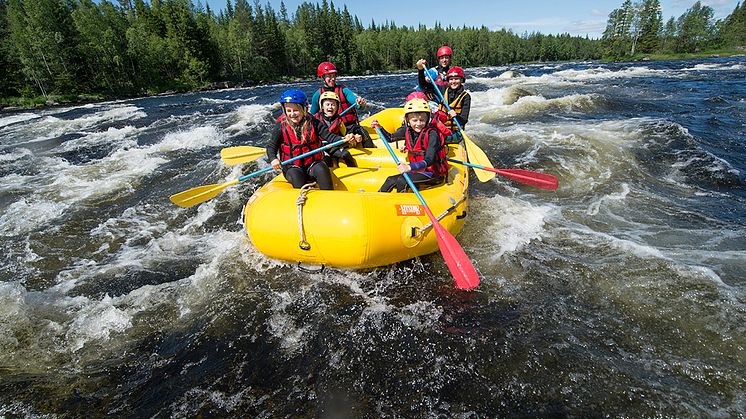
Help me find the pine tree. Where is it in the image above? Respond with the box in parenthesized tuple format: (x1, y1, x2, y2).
(637, 0, 662, 53)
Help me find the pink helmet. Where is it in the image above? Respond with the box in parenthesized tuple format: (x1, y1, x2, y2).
(317, 61, 337, 77)
(437, 46, 453, 58)
(406, 91, 428, 102)
(446, 66, 465, 80)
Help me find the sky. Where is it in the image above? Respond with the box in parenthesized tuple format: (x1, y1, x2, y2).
(202, 0, 740, 39)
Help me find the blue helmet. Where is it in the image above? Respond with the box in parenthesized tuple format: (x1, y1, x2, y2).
(279, 89, 307, 105)
(426, 68, 439, 81)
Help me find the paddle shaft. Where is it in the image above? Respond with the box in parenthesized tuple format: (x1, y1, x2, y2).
(238, 138, 348, 182)
(338, 102, 360, 117)
(426, 67, 465, 132)
(447, 158, 559, 190)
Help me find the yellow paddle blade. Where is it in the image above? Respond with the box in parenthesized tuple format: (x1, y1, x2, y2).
(169, 179, 239, 208)
(463, 133, 496, 182)
(220, 146, 266, 166)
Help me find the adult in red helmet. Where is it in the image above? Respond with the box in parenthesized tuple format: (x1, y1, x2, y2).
(310, 61, 373, 147)
(416, 59, 470, 143)
(433, 45, 453, 87)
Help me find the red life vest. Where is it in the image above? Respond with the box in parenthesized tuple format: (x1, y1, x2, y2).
(318, 84, 357, 125)
(431, 111, 453, 138)
(435, 65, 449, 87)
(405, 125, 448, 178)
(277, 115, 324, 167)
(314, 112, 347, 136)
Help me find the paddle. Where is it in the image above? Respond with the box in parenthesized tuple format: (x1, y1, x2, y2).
(220, 146, 266, 166)
(447, 158, 558, 190)
(375, 127, 479, 290)
(423, 67, 496, 183)
(170, 137, 350, 208)
(339, 102, 360, 117)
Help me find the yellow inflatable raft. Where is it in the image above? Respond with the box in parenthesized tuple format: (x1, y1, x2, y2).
(242, 108, 470, 268)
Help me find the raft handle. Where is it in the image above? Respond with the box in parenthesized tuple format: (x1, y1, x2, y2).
(456, 211, 467, 220)
(297, 262, 325, 274)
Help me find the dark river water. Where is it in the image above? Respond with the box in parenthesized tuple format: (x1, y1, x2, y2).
(1, 57, 745, 416)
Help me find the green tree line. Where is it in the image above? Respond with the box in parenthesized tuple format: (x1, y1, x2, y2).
(602, 0, 746, 58)
(0, 0, 601, 102)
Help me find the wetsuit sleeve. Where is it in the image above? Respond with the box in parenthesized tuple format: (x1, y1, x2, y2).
(455, 92, 470, 127)
(418, 68, 437, 97)
(342, 87, 359, 105)
(266, 123, 284, 161)
(309, 90, 321, 115)
(409, 130, 442, 172)
(312, 117, 344, 144)
(418, 68, 447, 100)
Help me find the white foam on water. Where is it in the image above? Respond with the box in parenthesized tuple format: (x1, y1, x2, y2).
(0, 198, 68, 236)
(0, 112, 41, 128)
(0, 124, 224, 231)
(7, 105, 147, 143)
(64, 294, 132, 352)
(56, 125, 141, 153)
(475, 194, 555, 259)
(200, 95, 258, 105)
(226, 104, 274, 133)
(587, 183, 631, 216)
(467, 118, 655, 193)
(477, 92, 600, 121)
(0, 147, 32, 162)
(266, 290, 309, 352)
(684, 63, 746, 71)
(471, 65, 671, 89)
(157, 125, 224, 153)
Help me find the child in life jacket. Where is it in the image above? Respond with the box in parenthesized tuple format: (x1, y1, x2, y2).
(310, 61, 375, 148)
(369, 98, 449, 193)
(266, 89, 354, 190)
(315, 91, 359, 167)
(417, 59, 470, 144)
(399, 91, 454, 142)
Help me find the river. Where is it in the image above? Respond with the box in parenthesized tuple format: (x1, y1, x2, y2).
(1, 57, 744, 416)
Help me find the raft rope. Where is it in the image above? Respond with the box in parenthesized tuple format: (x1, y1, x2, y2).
(416, 195, 467, 237)
(296, 182, 317, 250)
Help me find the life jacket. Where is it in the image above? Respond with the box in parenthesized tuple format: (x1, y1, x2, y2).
(431, 110, 453, 138)
(277, 115, 324, 167)
(438, 87, 468, 132)
(318, 84, 357, 125)
(435, 65, 449, 87)
(405, 125, 448, 178)
(314, 112, 347, 136)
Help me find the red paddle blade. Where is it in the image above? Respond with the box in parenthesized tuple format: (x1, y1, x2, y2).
(495, 168, 559, 190)
(431, 221, 480, 290)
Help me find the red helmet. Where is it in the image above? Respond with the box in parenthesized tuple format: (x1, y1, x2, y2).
(446, 66, 465, 80)
(406, 91, 428, 102)
(317, 61, 337, 77)
(437, 46, 452, 58)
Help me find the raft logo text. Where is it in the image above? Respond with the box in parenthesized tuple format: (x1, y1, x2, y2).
(396, 204, 424, 216)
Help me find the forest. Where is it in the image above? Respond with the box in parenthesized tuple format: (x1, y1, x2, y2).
(0, 0, 744, 105)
